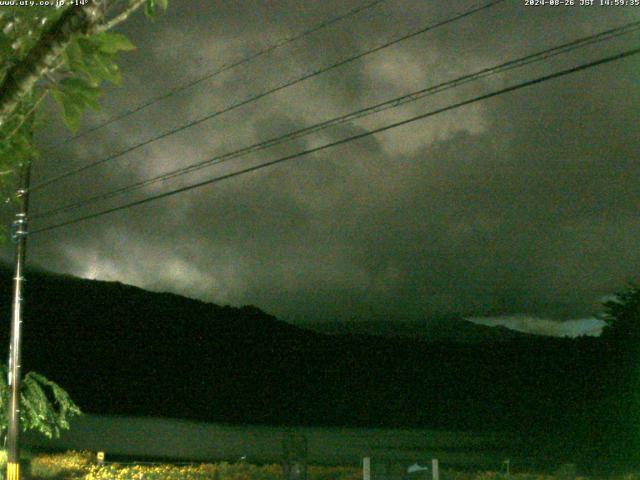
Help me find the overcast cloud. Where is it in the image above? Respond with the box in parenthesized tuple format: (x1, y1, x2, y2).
(5, 0, 640, 328)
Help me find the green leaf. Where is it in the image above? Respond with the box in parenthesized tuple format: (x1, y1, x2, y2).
(145, 0, 157, 18)
(0, 365, 80, 439)
(95, 56, 122, 85)
(59, 78, 102, 110)
(77, 36, 100, 56)
(63, 39, 84, 70)
(59, 77, 99, 95)
(52, 89, 83, 132)
(51, 78, 103, 132)
(80, 51, 122, 86)
(89, 32, 136, 54)
(156, 0, 168, 10)
(0, 32, 14, 60)
(73, 35, 130, 86)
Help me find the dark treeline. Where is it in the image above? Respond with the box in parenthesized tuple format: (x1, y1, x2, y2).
(0, 265, 637, 472)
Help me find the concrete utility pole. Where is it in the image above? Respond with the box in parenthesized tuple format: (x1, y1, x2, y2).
(362, 457, 371, 480)
(6, 161, 31, 480)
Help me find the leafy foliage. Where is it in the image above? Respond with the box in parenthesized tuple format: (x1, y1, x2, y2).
(0, 92, 37, 180)
(0, 8, 64, 171)
(0, 0, 166, 194)
(600, 283, 640, 343)
(0, 7, 65, 81)
(52, 31, 135, 131)
(0, 365, 81, 439)
(144, 0, 169, 19)
(30, 450, 92, 479)
(28, 454, 361, 480)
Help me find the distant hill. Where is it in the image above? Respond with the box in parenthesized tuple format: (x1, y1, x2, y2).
(0, 265, 628, 468)
(306, 317, 535, 344)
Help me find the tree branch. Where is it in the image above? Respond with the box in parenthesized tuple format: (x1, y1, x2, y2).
(96, 0, 146, 33)
(0, 2, 102, 127)
(6, 90, 48, 142)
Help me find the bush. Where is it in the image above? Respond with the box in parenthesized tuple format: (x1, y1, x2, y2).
(0, 450, 6, 480)
(308, 465, 360, 480)
(35, 451, 638, 480)
(69, 463, 358, 480)
(75, 463, 215, 480)
(30, 450, 93, 479)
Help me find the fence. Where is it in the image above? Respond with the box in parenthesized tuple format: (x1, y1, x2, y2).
(364, 457, 440, 480)
(362, 456, 520, 480)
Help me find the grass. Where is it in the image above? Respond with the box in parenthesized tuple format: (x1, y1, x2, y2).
(26, 451, 361, 480)
(29, 451, 94, 479)
(17, 450, 640, 480)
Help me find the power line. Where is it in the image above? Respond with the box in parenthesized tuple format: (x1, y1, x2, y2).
(31, 0, 506, 192)
(30, 45, 640, 235)
(30, 19, 640, 220)
(46, 0, 390, 148)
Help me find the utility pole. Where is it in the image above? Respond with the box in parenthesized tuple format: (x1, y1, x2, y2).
(6, 161, 31, 480)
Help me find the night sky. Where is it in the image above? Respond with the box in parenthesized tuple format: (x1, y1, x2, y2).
(5, 0, 640, 334)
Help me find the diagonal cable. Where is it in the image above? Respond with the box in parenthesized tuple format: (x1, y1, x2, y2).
(30, 46, 640, 235)
(46, 0, 390, 148)
(30, 19, 640, 220)
(31, 0, 506, 192)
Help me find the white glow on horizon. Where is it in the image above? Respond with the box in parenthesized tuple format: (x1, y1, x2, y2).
(466, 315, 607, 338)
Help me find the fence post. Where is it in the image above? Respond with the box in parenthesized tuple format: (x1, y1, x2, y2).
(363, 457, 371, 480)
(282, 431, 307, 480)
(432, 459, 439, 480)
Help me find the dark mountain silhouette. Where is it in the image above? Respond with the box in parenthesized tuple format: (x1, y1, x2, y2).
(307, 317, 536, 343)
(0, 265, 635, 471)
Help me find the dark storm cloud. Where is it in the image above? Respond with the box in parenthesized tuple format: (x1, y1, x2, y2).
(11, 0, 640, 328)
